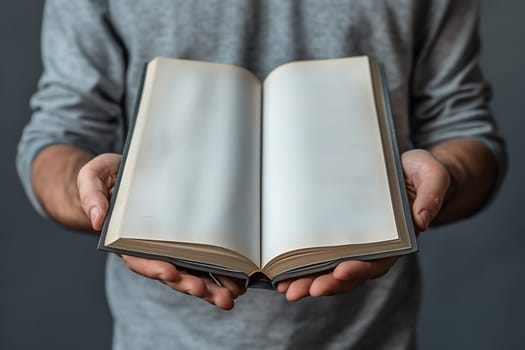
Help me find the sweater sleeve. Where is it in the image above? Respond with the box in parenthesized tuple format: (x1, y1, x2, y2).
(16, 0, 126, 216)
(410, 0, 507, 183)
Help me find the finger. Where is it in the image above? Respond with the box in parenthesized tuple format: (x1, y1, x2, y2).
(77, 154, 121, 230)
(122, 255, 207, 297)
(77, 168, 110, 230)
(309, 274, 358, 297)
(412, 167, 450, 231)
(164, 274, 208, 298)
(215, 275, 246, 298)
(332, 258, 396, 281)
(276, 279, 292, 293)
(77, 174, 109, 230)
(202, 278, 235, 310)
(285, 276, 316, 302)
(122, 255, 180, 282)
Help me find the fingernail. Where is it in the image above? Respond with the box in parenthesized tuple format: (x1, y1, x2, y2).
(90, 207, 100, 225)
(419, 209, 430, 230)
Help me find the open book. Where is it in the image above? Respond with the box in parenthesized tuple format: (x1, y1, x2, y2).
(98, 56, 417, 288)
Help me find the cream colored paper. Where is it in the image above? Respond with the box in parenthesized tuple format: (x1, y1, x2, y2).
(261, 57, 398, 266)
(107, 59, 262, 265)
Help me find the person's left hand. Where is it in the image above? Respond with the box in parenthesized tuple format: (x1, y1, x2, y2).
(277, 148, 451, 301)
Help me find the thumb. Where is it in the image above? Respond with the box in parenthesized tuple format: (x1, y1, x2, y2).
(77, 154, 121, 230)
(78, 172, 110, 231)
(412, 169, 450, 232)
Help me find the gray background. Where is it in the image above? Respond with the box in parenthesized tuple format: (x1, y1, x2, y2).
(1, 1, 523, 349)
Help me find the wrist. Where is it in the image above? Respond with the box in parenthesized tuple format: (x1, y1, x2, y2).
(32, 144, 94, 230)
(434, 156, 460, 206)
(428, 139, 497, 225)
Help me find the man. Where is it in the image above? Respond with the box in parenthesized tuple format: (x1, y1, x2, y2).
(17, 0, 505, 349)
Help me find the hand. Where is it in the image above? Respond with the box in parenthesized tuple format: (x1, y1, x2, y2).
(77, 153, 246, 310)
(401, 148, 451, 232)
(277, 257, 398, 301)
(277, 148, 451, 301)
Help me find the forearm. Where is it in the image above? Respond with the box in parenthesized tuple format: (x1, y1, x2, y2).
(32, 144, 94, 231)
(430, 139, 498, 225)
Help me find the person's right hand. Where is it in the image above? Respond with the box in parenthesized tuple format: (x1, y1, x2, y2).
(77, 153, 246, 310)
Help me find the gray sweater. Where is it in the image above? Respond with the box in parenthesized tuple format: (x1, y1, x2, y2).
(17, 1, 505, 349)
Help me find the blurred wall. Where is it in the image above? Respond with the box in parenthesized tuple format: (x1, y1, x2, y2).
(0, 2, 112, 349)
(0, 1, 523, 349)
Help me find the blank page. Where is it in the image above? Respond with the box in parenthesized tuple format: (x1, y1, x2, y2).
(107, 58, 262, 265)
(261, 57, 398, 266)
